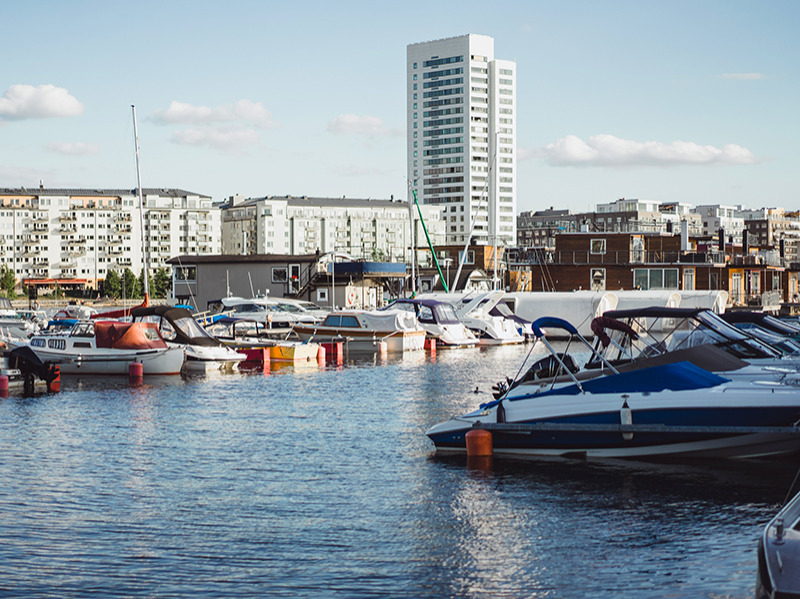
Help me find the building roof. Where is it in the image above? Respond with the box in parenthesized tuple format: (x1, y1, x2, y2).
(230, 195, 408, 209)
(167, 254, 320, 265)
(0, 187, 210, 199)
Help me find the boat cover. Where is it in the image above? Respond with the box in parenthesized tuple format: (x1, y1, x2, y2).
(515, 361, 728, 400)
(95, 321, 168, 350)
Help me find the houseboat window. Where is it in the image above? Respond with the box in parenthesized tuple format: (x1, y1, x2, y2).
(272, 267, 288, 283)
(323, 315, 341, 327)
(48, 339, 66, 350)
(590, 239, 606, 255)
(31, 338, 46, 347)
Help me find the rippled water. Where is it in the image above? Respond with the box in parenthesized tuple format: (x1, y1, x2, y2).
(1, 345, 797, 598)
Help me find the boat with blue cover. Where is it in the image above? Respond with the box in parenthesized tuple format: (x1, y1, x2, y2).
(426, 316, 800, 459)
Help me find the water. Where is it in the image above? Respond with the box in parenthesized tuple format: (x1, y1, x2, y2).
(1, 345, 797, 598)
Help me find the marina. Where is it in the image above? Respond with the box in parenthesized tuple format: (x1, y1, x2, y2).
(1, 344, 798, 598)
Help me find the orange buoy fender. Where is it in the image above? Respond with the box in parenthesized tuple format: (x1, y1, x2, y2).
(0, 374, 8, 393)
(465, 428, 493, 457)
(129, 361, 144, 379)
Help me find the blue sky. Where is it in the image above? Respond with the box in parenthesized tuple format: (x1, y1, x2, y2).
(1, 0, 798, 213)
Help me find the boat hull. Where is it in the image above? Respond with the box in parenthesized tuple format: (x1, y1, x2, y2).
(428, 388, 800, 459)
(293, 326, 425, 353)
(29, 346, 185, 375)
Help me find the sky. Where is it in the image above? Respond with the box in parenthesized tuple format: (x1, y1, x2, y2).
(1, 0, 799, 214)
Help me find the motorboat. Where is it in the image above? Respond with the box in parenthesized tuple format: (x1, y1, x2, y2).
(276, 298, 328, 322)
(292, 309, 426, 353)
(596, 307, 798, 377)
(720, 311, 800, 342)
(23, 320, 184, 375)
(382, 299, 478, 348)
(419, 291, 524, 345)
(205, 316, 321, 363)
(757, 488, 800, 598)
(426, 316, 800, 459)
(131, 305, 246, 373)
(203, 296, 318, 329)
(0, 297, 41, 340)
(0, 345, 61, 394)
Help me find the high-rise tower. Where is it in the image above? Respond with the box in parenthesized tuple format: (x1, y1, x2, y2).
(407, 34, 516, 247)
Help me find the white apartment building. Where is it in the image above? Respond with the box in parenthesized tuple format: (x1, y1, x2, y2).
(407, 34, 517, 247)
(221, 195, 446, 263)
(0, 187, 220, 290)
(692, 204, 745, 243)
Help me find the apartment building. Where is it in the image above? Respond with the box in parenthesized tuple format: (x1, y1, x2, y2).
(0, 187, 220, 290)
(407, 34, 517, 247)
(220, 195, 445, 263)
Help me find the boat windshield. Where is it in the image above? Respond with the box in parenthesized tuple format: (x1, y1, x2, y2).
(434, 303, 461, 324)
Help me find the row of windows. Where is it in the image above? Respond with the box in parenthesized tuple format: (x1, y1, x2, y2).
(424, 146, 463, 156)
(423, 97, 463, 109)
(499, 78, 513, 85)
(423, 55, 463, 68)
(423, 77, 463, 89)
(424, 156, 464, 166)
(424, 166, 463, 176)
(424, 176, 464, 186)
(424, 67, 462, 79)
(423, 87, 462, 99)
(424, 106, 463, 118)
(423, 127, 462, 137)
(423, 116, 463, 128)
(424, 136, 463, 147)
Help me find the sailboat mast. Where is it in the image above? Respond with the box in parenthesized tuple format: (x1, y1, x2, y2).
(131, 105, 150, 298)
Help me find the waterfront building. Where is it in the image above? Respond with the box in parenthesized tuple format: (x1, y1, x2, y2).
(0, 186, 220, 292)
(516, 199, 702, 249)
(519, 231, 784, 310)
(169, 253, 407, 312)
(220, 194, 445, 264)
(407, 34, 517, 247)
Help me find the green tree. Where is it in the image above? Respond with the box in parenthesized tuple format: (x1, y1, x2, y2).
(152, 267, 171, 299)
(0, 264, 16, 298)
(104, 270, 121, 298)
(122, 268, 140, 299)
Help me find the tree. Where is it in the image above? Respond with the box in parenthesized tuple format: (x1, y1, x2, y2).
(152, 267, 171, 299)
(0, 265, 16, 298)
(104, 270, 121, 298)
(138, 269, 149, 297)
(122, 268, 140, 299)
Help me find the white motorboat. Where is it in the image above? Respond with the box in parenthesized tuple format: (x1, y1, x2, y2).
(131, 305, 246, 373)
(293, 309, 426, 353)
(427, 316, 800, 460)
(205, 296, 318, 329)
(0, 297, 41, 340)
(24, 320, 184, 375)
(382, 298, 477, 348)
(418, 291, 524, 345)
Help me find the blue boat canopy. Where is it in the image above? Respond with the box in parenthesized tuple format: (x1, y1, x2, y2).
(531, 317, 578, 338)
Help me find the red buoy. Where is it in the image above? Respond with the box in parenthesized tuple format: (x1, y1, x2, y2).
(0, 374, 8, 396)
(48, 366, 61, 393)
(465, 428, 493, 457)
(129, 361, 144, 380)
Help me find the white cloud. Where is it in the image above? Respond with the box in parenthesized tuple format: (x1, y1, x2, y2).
(327, 114, 401, 137)
(540, 134, 757, 167)
(151, 100, 276, 129)
(45, 141, 100, 156)
(0, 84, 83, 120)
(720, 73, 766, 80)
(172, 126, 259, 153)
